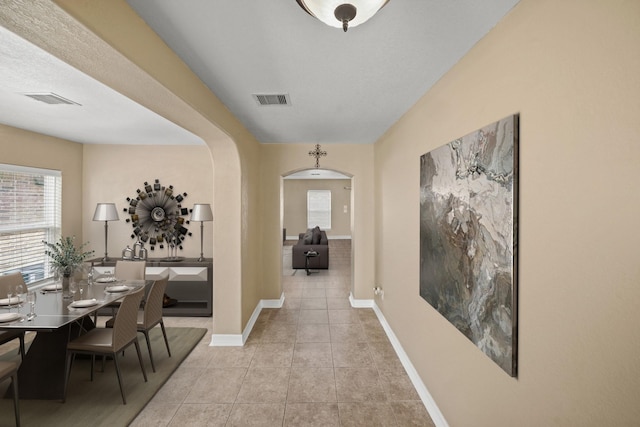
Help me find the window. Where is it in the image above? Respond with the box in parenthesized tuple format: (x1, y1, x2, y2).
(307, 190, 331, 229)
(0, 164, 61, 285)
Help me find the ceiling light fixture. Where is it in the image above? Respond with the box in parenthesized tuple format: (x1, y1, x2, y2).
(296, 0, 389, 32)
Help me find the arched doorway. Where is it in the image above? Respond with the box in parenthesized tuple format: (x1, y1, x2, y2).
(280, 168, 354, 293)
(2, 2, 247, 341)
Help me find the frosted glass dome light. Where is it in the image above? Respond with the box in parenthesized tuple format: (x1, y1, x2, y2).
(296, 0, 389, 32)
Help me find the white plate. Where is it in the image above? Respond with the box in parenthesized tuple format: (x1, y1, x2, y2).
(70, 299, 99, 308)
(96, 277, 118, 283)
(0, 312, 22, 323)
(0, 297, 23, 306)
(42, 283, 62, 291)
(105, 285, 130, 293)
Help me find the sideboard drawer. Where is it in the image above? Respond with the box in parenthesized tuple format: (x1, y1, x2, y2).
(145, 267, 169, 280)
(169, 267, 208, 282)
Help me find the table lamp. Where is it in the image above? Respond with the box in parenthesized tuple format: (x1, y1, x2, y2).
(191, 204, 213, 261)
(93, 203, 119, 262)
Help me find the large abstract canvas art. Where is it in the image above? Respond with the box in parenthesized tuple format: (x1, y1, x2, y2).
(419, 114, 519, 376)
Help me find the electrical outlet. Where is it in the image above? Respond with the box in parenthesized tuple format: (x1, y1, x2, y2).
(373, 286, 384, 299)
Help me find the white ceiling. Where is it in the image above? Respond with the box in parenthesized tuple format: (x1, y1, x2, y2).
(0, 25, 203, 146)
(0, 0, 520, 146)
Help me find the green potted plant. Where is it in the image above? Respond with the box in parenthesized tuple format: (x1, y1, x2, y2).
(43, 236, 94, 298)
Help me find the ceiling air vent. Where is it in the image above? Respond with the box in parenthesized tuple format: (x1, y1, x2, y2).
(22, 92, 81, 106)
(252, 93, 290, 106)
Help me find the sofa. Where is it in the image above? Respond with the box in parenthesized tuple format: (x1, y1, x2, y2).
(292, 226, 329, 270)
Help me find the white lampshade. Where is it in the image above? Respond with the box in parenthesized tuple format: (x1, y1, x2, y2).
(191, 204, 213, 222)
(296, 0, 389, 31)
(93, 203, 119, 221)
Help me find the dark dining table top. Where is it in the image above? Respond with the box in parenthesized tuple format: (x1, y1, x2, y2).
(0, 279, 149, 331)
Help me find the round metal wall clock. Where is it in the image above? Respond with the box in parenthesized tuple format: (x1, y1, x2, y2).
(124, 178, 191, 254)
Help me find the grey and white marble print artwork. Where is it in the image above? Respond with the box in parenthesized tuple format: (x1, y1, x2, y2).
(419, 114, 518, 376)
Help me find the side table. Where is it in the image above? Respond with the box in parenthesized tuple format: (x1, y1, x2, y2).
(304, 250, 319, 276)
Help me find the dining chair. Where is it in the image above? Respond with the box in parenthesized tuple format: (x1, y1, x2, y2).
(114, 260, 147, 281)
(98, 260, 147, 323)
(0, 361, 21, 426)
(63, 286, 147, 405)
(106, 277, 171, 372)
(0, 273, 26, 359)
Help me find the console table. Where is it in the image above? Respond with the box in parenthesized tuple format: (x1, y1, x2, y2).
(88, 258, 213, 317)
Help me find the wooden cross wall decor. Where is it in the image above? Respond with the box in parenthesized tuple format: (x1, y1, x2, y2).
(309, 144, 327, 168)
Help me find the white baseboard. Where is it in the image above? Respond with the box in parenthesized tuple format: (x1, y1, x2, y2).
(348, 292, 447, 426)
(208, 333, 244, 347)
(261, 293, 286, 308)
(211, 292, 448, 426)
(349, 292, 374, 308)
(209, 293, 285, 347)
(371, 303, 449, 427)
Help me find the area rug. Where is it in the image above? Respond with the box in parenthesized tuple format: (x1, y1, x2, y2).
(0, 327, 206, 427)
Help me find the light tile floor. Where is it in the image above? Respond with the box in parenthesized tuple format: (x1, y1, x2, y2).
(130, 240, 435, 426)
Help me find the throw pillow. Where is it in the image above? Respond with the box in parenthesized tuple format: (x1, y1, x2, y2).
(303, 229, 313, 244)
(312, 227, 321, 244)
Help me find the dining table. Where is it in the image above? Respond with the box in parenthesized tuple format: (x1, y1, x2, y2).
(0, 279, 152, 400)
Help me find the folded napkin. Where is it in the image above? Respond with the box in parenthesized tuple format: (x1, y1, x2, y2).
(42, 283, 63, 291)
(105, 285, 131, 293)
(0, 312, 22, 323)
(0, 296, 22, 305)
(69, 298, 99, 308)
(95, 277, 118, 283)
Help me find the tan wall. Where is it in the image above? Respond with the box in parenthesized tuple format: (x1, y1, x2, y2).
(0, 124, 83, 239)
(0, 129, 213, 267)
(81, 145, 213, 260)
(46, 0, 262, 335)
(284, 179, 352, 238)
(260, 144, 374, 300)
(374, 0, 640, 425)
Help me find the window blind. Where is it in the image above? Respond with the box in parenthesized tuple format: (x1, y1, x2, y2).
(307, 189, 331, 230)
(0, 164, 62, 285)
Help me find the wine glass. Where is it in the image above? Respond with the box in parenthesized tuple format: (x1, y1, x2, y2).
(14, 283, 25, 307)
(69, 280, 78, 301)
(87, 267, 95, 286)
(6, 289, 13, 312)
(78, 283, 84, 300)
(26, 291, 37, 319)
